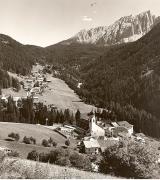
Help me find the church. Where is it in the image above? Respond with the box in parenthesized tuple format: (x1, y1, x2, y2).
(88, 112, 105, 138)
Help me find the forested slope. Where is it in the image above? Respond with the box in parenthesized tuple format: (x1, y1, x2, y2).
(46, 22, 160, 138)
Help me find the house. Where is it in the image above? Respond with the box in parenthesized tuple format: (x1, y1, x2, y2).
(134, 133, 145, 143)
(46, 79, 51, 83)
(33, 96, 39, 103)
(13, 97, 21, 107)
(37, 77, 44, 82)
(80, 138, 101, 155)
(0, 146, 12, 155)
(60, 126, 74, 134)
(30, 87, 41, 94)
(26, 79, 33, 83)
(1, 95, 8, 103)
(117, 121, 133, 136)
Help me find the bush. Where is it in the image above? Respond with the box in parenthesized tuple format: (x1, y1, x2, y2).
(39, 152, 50, 163)
(56, 157, 71, 166)
(49, 148, 65, 164)
(27, 150, 39, 161)
(23, 136, 31, 144)
(48, 137, 53, 145)
(23, 136, 36, 144)
(52, 141, 57, 147)
(15, 134, 20, 141)
(8, 151, 19, 157)
(42, 139, 49, 147)
(65, 139, 70, 146)
(30, 137, 36, 144)
(8, 132, 20, 141)
(99, 140, 159, 178)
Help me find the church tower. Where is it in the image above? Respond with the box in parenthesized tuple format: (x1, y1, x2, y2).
(88, 111, 105, 138)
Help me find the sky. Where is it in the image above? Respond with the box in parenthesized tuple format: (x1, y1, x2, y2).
(0, 0, 160, 47)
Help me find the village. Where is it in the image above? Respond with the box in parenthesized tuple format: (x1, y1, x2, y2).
(0, 64, 147, 158)
(0, 63, 160, 177)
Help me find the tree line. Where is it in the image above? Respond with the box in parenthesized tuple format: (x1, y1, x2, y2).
(0, 97, 76, 125)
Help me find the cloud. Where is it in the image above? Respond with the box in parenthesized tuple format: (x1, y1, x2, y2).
(82, 16, 93, 22)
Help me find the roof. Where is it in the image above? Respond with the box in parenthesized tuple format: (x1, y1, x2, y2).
(81, 113, 88, 120)
(117, 121, 133, 129)
(13, 97, 21, 101)
(104, 123, 112, 128)
(83, 139, 100, 148)
(111, 122, 119, 127)
(98, 139, 118, 150)
(118, 132, 129, 137)
(135, 133, 146, 137)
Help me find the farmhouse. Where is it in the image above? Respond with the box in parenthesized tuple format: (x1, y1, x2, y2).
(33, 96, 39, 103)
(80, 138, 101, 155)
(0, 146, 12, 155)
(37, 77, 44, 82)
(117, 121, 133, 136)
(26, 79, 33, 83)
(30, 87, 41, 94)
(13, 96, 21, 107)
(1, 95, 8, 103)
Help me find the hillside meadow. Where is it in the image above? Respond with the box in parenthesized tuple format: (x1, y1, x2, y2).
(0, 122, 78, 158)
(0, 157, 119, 179)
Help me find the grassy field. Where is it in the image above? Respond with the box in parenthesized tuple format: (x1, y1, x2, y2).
(0, 122, 66, 145)
(0, 157, 119, 179)
(0, 140, 54, 159)
(0, 122, 71, 158)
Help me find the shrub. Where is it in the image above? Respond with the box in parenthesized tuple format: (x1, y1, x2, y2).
(8, 132, 20, 141)
(65, 139, 70, 146)
(49, 148, 65, 164)
(27, 150, 39, 161)
(8, 150, 19, 157)
(69, 152, 92, 171)
(30, 137, 36, 144)
(48, 137, 53, 145)
(99, 140, 159, 178)
(39, 152, 50, 163)
(14, 134, 20, 141)
(23, 136, 36, 144)
(52, 141, 57, 147)
(42, 139, 49, 147)
(23, 136, 31, 144)
(56, 157, 71, 166)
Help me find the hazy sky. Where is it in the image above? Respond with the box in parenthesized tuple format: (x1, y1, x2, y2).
(0, 0, 160, 47)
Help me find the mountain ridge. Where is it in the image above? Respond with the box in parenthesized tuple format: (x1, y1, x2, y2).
(60, 10, 159, 46)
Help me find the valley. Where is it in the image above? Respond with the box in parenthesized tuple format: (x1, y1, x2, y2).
(0, 6, 160, 179)
(2, 64, 96, 114)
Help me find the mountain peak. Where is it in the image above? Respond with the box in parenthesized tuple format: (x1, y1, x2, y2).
(62, 10, 158, 46)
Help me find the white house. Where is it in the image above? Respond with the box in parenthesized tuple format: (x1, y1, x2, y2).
(1, 95, 8, 103)
(117, 121, 133, 136)
(13, 97, 21, 107)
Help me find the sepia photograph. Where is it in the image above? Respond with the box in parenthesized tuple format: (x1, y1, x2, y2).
(0, 0, 160, 179)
